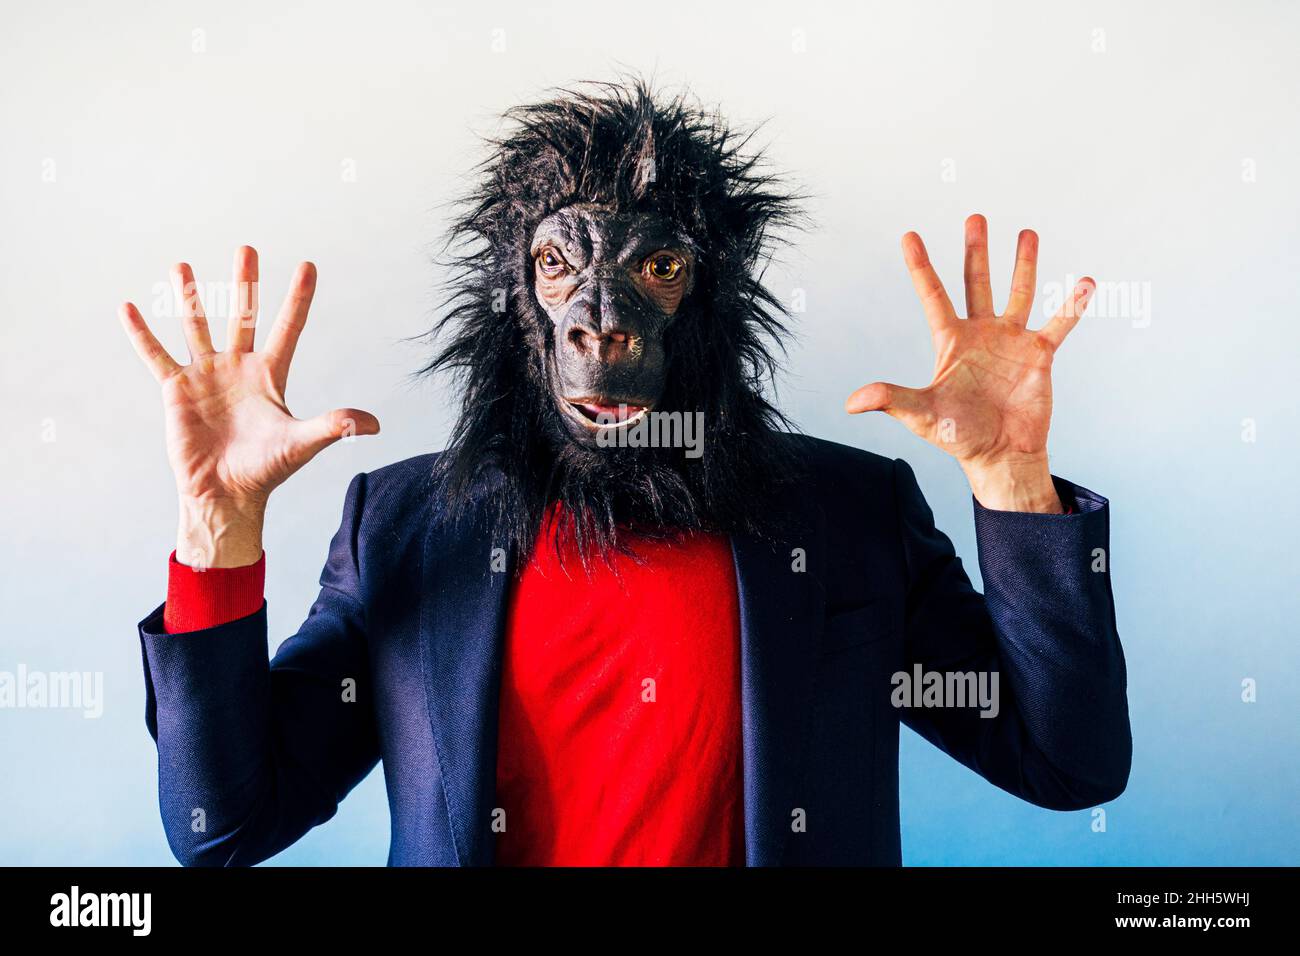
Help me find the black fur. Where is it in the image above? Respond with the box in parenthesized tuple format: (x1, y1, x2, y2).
(423, 77, 805, 566)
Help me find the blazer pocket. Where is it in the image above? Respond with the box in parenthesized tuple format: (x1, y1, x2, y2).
(822, 602, 900, 653)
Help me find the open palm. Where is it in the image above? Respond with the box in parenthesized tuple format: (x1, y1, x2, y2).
(847, 215, 1094, 470)
(119, 247, 378, 508)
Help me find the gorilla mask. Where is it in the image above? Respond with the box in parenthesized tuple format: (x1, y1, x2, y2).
(425, 78, 803, 564)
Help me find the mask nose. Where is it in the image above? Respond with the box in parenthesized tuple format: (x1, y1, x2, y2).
(567, 325, 639, 363)
(563, 278, 645, 367)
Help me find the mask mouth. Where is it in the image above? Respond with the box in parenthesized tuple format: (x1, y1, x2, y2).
(561, 397, 652, 430)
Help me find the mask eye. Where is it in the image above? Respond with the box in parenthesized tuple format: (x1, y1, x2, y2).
(645, 253, 683, 282)
(536, 248, 569, 278)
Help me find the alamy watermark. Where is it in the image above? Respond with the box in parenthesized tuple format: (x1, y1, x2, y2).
(1041, 274, 1152, 329)
(0, 664, 103, 718)
(50, 886, 150, 936)
(891, 665, 1000, 719)
(594, 409, 705, 459)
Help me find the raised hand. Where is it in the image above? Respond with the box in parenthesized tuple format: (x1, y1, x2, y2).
(119, 247, 379, 567)
(846, 215, 1094, 513)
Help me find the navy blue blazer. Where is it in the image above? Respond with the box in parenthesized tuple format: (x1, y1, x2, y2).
(138, 436, 1131, 866)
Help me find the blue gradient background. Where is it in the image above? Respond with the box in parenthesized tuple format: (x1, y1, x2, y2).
(1, 0, 1297, 865)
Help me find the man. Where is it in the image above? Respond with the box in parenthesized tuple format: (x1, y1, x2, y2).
(121, 82, 1129, 866)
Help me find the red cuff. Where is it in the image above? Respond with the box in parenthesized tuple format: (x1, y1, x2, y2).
(163, 551, 266, 634)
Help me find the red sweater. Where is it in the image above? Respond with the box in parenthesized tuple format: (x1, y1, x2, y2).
(162, 513, 746, 867)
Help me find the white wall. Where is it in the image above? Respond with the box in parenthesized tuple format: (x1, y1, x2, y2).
(1, 0, 1296, 864)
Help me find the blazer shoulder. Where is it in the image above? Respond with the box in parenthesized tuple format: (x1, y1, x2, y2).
(346, 451, 443, 538)
(363, 451, 441, 496)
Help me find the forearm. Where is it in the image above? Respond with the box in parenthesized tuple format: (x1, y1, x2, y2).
(169, 497, 267, 634)
(894, 458, 1130, 808)
(140, 472, 380, 865)
(175, 494, 266, 569)
(141, 605, 280, 865)
(142, 596, 375, 866)
(961, 454, 1064, 514)
(972, 479, 1131, 797)
(163, 550, 264, 633)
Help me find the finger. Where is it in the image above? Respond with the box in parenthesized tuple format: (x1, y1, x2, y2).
(170, 263, 214, 358)
(1004, 229, 1038, 323)
(1040, 277, 1096, 350)
(845, 381, 930, 428)
(962, 214, 994, 317)
(264, 262, 318, 389)
(118, 301, 181, 382)
(291, 407, 381, 463)
(227, 245, 259, 352)
(901, 232, 956, 332)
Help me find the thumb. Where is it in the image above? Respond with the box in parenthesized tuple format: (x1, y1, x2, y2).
(293, 407, 381, 460)
(845, 382, 933, 435)
(845, 381, 925, 416)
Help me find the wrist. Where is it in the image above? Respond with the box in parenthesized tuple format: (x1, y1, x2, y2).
(960, 455, 1063, 514)
(176, 494, 266, 568)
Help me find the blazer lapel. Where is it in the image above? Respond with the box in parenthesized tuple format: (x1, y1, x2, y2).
(731, 496, 827, 867)
(418, 500, 513, 866)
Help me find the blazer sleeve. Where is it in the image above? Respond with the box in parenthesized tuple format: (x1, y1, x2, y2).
(892, 457, 1131, 810)
(138, 472, 380, 866)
